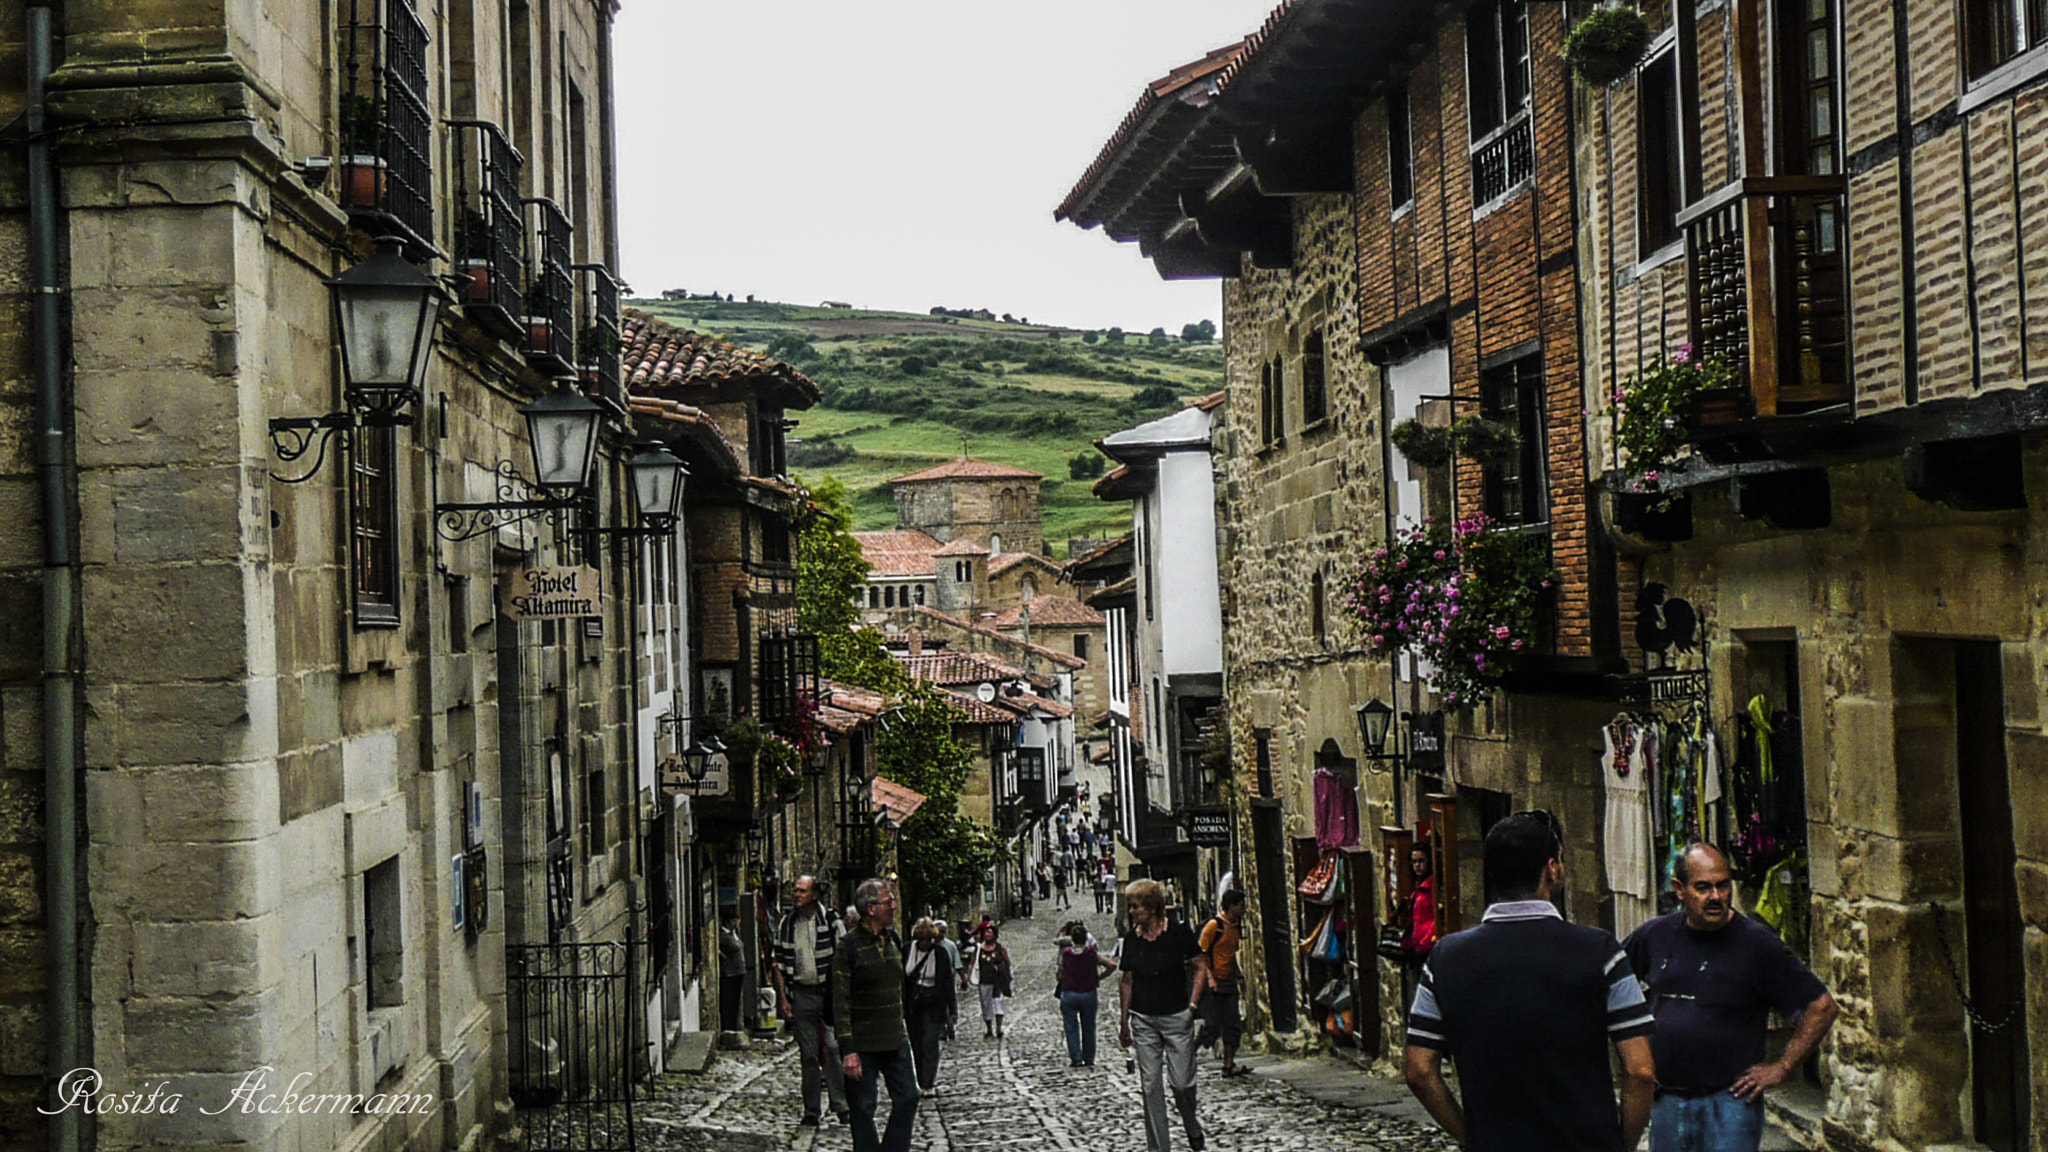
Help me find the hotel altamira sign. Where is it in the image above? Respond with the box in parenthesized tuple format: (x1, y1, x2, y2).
(499, 566, 603, 620)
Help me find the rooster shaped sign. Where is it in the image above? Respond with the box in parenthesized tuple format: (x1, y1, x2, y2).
(1634, 582, 1699, 661)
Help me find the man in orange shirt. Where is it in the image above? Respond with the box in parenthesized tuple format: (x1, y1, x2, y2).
(1195, 890, 1248, 1077)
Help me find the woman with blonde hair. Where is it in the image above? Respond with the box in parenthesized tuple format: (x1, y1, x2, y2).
(902, 917, 954, 1094)
(1117, 879, 1209, 1152)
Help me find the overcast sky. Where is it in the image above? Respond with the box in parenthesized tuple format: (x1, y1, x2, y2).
(612, 2, 1280, 332)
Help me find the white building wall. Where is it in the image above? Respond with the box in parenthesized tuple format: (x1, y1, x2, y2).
(1154, 450, 1223, 678)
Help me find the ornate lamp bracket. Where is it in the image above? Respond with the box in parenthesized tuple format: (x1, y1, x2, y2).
(433, 460, 578, 542)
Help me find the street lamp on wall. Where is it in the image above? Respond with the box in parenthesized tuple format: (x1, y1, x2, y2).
(1356, 698, 1395, 761)
(433, 382, 603, 541)
(269, 238, 440, 483)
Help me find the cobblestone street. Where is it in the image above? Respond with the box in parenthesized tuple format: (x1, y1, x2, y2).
(629, 914, 1457, 1152)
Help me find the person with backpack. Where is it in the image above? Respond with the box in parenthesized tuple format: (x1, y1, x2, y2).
(1196, 891, 1249, 1076)
(1055, 919, 1118, 1067)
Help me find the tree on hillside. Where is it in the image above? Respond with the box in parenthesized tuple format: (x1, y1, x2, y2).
(878, 687, 1004, 915)
(794, 477, 908, 692)
(1147, 327, 1170, 346)
(1105, 327, 1126, 344)
(1132, 383, 1179, 409)
(1180, 319, 1217, 344)
(1081, 330, 1099, 344)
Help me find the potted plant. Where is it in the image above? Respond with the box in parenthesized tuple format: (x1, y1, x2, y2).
(1564, 5, 1652, 87)
(1347, 514, 1556, 707)
(457, 209, 494, 302)
(337, 92, 386, 208)
(1450, 416, 1520, 464)
(576, 323, 622, 391)
(523, 280, 559, 358)
(1604, 342, 1739, 494)
(1390, 418, 1455, 467)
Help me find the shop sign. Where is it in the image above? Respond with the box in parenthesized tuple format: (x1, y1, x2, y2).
(1185, 807, 1231, 847)
(500, 565, 602, 620)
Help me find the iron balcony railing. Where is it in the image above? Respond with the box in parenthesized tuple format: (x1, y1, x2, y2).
(522, 198, 575, 374)
(339, 0, 433, 248)
(451, 120, 526, 342)
(576, 262, 625, 411)
(1470, 110, 1534, 210)
(1680, 175, 1851, 421)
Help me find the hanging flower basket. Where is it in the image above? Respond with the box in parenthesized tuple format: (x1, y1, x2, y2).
(1450, 416, 1519, 465)
(1564, 6, 1652, 87)
(1391, 419, 1454, 467)
(1346, 515, 1557, 708)
(1604, 342, 1740, 487)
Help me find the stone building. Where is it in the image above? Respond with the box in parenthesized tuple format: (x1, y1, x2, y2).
(890, 457, 1045, 556)
(0, 3, 673, 1152)
(1575, 0, 2047, 1145)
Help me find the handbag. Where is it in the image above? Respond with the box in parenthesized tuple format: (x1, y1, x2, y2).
(1308, 855, 1348, 907)
(1299, 909, 1334, 956)
(1311, 916, 1343, 962)
(1375, 923, 1412, 962)
(1295, 851, 1338, 899)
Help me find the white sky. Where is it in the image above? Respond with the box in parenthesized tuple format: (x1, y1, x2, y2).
(612, 2, 1281, 333)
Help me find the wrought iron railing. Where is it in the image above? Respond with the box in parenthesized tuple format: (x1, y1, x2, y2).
(451, 120, 526, 342)
(1470, 110, 1534, 208)
(523, 198, 576, 374)
(576, 263, 624, 410)
(339, 0, 432, 247)
(1681, 176, 1851, 420)
(507, 942, 639, 1152)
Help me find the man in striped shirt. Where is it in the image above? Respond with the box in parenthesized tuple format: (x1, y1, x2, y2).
(1404, 811, 1658, 1152)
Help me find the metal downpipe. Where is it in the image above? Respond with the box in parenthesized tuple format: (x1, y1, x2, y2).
(27, 6, 82, 1152)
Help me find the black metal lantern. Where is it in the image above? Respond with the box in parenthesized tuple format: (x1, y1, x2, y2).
(625, 442, 686, 530)
(522, 384, 602, 492)
(331, 238, 439, 413)
(1356, 697, 1395, 759)
(679, 739, 713, 783)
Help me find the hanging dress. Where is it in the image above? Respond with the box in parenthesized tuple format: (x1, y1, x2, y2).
(1602, 716, 1657, 939)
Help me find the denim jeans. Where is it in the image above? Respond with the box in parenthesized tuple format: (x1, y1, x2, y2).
(1129, 1008, 1202, 1152)
(845, 1041, 921, 1152)
(1650, 1090, 1765, 1152)
(1059, 990, 1098, 1064)
(786, 985, 846, 1117)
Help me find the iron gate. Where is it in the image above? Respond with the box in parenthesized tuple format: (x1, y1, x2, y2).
(508, 941, 638, 1152)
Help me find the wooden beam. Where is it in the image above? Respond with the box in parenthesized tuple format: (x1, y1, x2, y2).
(1734, 0, 1778, 417)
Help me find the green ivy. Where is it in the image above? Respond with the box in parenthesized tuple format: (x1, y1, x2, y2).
(877, 687, 1004, 913)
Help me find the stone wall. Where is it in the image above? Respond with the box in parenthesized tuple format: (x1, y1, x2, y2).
(894, 476, 1043, 556)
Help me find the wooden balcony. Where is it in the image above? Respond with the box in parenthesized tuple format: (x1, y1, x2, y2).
(1680, 175, 1851, 423)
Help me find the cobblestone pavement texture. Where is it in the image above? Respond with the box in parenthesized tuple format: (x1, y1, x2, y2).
(623, 912, 1460, 1152)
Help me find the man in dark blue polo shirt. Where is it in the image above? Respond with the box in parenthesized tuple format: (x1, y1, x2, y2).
(1624, 843, 1838, 1152)
(1405, 811, 1657, 1152)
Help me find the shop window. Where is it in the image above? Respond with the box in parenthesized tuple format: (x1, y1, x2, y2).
(1388, 86, 1414, 210)
(1480, 352, 1548, 526)
(1968, 0, 2048, 78)
(1301, 330, 1328, 426)
(1638, 50, 1684, 255)
(351, 424, 400, 628)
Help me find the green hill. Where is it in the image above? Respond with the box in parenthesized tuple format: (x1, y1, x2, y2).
(629, 298, 1224, 556)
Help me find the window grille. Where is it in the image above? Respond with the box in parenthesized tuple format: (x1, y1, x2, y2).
(575, 263, 624, 411)
(522, 198, 575, 374)
(339, 0, 433, 247)
(351, 423, 400, 627)
(451, 121, 526, 342)
(1471, 112, 1535, 208)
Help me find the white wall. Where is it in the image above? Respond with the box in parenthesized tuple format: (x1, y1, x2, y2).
(1154, 450, 1222, 677)
(1386, 345, 1450, 532)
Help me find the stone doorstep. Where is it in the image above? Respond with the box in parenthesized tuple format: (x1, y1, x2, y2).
(1763, 1082, 1825, 1151)
(667, 1030, 718, 1074)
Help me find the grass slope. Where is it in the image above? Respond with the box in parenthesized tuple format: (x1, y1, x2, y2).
(631, 298, 1223, 556)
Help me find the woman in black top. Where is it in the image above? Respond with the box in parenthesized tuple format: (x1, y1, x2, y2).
(902, 918, 955, 1093)
(1117, 879, 1210, 1152)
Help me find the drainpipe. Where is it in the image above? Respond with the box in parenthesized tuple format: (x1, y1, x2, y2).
(27, 6, 83, 1152)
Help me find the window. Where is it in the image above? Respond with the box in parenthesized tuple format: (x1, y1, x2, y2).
(1638, 51, 1684, 254)
(1467, 0, 1531, 140)
(351, 424, 400, 627)
(914, 584, 926, 606)
(1780, 0, 1841, 173)
(584, 745, 606, 859)
(1073, 633, 1089, 660)
(762, 515, 792, 565)
(869, 586, 880, 609)
(338, 0, 433, 245)
(1021, 577, 1037, 600)
(1388, 86, 1414, 210)
(1301, 330, 1328, 426)
(1968, 0, 2048, 77)
(1468, 0, 1535, 206)
(1480, 352, 1548, 526)
(1310, 570, 1327, 644)
(363, 856, 403, 1008)
(1259, 355, 1285, 446)
(884, 585, 896, 609)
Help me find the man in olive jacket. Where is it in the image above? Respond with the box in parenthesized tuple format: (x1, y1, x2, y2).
(834, 878, 919, 1152)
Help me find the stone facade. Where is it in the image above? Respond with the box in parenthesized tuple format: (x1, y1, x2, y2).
(0, 4, 664, 1152)
(892, 469, 1045, 556)
(1577, 1, 2048, 1145)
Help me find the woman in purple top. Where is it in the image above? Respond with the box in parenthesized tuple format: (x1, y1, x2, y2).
(1054, 920, 1118, 1067)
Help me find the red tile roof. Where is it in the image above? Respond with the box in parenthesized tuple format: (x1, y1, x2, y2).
(853, 530, 944, 577)
(1195, 390, 1228, 411)
(989, 551, 1062, 578)
(1055, 36, 1254, 222)
(989, 596, 1106, 629)
(622, 309, 821, 407)
(1007, 691, 1075, 720)
(942, 689, 1019, 726)
(895, 650, 1029, 687)
(891, 457, 1044, 483)
(628, 396, 745, 477)
(934, 538, 989, 557)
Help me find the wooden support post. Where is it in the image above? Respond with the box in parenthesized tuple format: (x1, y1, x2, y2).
(1733, 0, 1779, 416)
(1427, 793, 1462, 933)
(1383, 825, 1415, 923)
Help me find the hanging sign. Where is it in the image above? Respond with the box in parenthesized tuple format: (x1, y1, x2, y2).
(1185, 807, 1231, 847)
(500, 566, 603, 620)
